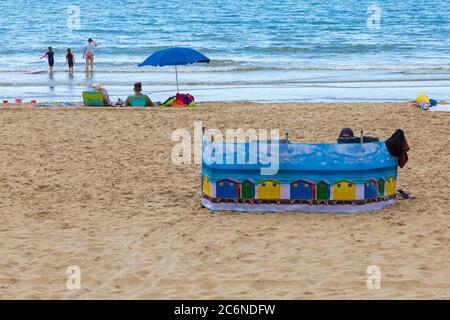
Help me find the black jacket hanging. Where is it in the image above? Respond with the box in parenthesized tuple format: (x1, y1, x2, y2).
(385, 129, 409, 168)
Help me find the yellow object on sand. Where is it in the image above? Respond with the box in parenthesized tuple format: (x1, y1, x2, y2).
(416, 93, 430, 104)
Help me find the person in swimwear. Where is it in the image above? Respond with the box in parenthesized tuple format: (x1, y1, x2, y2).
(66, 48, 75, 74)
(83, 38, 97, 71)
(40, 46, 54, 73)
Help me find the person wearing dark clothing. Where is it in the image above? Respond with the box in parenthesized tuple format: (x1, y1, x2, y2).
(385, 129, 409, 168)
(336, 128, 379, 143)
(40, 46, 54, 72)
(337, 128, 354, 141)
(66, 48, 75, 74)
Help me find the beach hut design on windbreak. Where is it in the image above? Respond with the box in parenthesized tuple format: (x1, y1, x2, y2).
(316, 180, 330, 204)
(216, 178, 240, 202)
(290, 180, 315, 204)
(333, 180, 356, 202)
(202, 176, 211, 198)
(257, 179, 281, 203)
(385, 176, 396, 197)
(241, 179, 255, 203)
(201, 137, 400, 212)
(364, 178, 379, 202)
(378, 177, 386, 197)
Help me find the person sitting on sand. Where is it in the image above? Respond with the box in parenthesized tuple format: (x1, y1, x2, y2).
(125, 82, 154, 106)
(92, 83, 112, 106)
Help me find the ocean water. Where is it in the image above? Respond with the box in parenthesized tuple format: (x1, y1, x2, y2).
(0, 0, 450, 102)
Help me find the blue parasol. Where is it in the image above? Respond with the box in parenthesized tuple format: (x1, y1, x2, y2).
(138, 47, 210, 92)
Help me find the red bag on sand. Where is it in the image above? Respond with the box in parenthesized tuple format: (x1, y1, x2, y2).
(175, 93, 194, 105)
(175, 93, 184, 102)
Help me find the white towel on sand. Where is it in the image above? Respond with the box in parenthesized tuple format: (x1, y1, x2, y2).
(429, 105, 450, 112)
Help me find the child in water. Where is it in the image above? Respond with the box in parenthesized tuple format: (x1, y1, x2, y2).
(66, 48, 75, 74)
(40, 46, 54, 72)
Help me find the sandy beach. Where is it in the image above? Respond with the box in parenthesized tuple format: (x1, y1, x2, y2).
(0, 102, 449, 299)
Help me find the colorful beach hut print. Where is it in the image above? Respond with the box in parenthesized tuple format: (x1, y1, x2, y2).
(364, 178, 378, 200)
(378, 177, 385, 197)
(258, 179, 281, 201)
(333, 180, 356, 201)
(316, 180, 330, 203)
(241, 179, 255, 201)
(203, 176, 211, 198)
(385, 176, 396, 196)
(216, 178, 240, 199)
(290, 180, 315, 200)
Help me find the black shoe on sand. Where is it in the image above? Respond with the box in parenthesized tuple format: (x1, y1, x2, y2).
(397, 189, 412, 199)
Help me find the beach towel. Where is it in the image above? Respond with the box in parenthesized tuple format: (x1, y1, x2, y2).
(34, 102, 80, 107)
(429, 105, 450, 112)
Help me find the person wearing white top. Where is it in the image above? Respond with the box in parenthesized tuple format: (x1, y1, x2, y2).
(83, 38, 97, 71)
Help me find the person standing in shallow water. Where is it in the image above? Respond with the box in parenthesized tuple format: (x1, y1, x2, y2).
(66, 48, 75, 74)
(83, 38, 97, 72)
(40, 46, 54, 73)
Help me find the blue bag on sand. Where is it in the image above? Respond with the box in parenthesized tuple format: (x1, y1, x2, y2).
(429, 99, 437, 107)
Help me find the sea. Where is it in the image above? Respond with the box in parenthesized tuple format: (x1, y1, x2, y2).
(0, 0, 450, 102)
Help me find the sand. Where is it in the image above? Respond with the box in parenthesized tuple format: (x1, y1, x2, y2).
(0, 102, 449, 299)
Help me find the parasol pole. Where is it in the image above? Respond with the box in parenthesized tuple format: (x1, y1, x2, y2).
(175, 65, 179, 93)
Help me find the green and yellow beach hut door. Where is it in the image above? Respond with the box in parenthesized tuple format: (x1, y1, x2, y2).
(258, 179, 281, 200)
(333, 180, 356, 201)
(241, 179, 255, 201)
(386, 176, 396, 196)
(203, 176, 211, 198)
